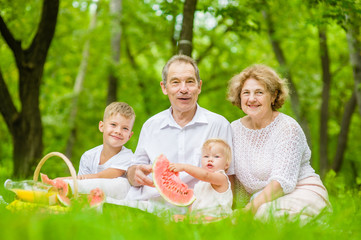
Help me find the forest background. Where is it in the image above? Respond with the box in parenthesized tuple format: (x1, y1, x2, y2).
(1, 0, 361, 190)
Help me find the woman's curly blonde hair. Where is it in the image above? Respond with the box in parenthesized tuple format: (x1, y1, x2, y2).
(227, 64, 289, 111)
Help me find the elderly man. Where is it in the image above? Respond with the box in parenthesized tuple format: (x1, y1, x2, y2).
(125, 55, 234, 213)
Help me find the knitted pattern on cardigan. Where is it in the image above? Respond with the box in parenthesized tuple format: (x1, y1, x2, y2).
(231, 113, 318, 195)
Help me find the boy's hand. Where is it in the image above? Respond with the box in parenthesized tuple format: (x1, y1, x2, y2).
(168, 163, 184, 172)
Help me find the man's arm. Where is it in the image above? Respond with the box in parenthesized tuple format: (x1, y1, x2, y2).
(127, 164, 154, 187)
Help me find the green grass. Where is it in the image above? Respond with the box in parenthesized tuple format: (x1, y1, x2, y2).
(1, 176, 361, 240)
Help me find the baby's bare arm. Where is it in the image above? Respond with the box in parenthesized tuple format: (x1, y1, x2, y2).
(169, 163, 227, 186)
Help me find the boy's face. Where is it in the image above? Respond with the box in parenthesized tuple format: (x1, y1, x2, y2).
(99, 113, 134, 150)
(201, 143, 229, 173)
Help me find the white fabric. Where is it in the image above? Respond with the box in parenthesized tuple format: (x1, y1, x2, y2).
(106, 196, 188, 216)
(64, 177, 131, 200)
(231, 113, 318, 195)
(78, 145, 133, 175)
(126, 104, 233, 204)
(191, 170, 233, 217)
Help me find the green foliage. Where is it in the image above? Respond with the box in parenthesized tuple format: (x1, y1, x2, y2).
(1, 0, 361, 178)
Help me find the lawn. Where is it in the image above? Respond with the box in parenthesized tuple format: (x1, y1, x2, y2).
(0, 175, 360, 240)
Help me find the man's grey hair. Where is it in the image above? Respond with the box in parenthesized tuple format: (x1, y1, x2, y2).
(161, 55, 200, 85)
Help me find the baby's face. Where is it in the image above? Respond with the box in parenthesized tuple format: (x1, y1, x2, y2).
(99, 113, 134, 150)
(201, 143, 228, 172)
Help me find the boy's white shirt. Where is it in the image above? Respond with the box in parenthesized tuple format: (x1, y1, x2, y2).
(78, 144, 133, 176)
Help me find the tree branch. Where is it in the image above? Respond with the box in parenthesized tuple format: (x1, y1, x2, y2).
(0, 14, 23, 64)
(26, 0, 59, 64)
(0, 69, 18, 135)
(196, 18, 231, 64)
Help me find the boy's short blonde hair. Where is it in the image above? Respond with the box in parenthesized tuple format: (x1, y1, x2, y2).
(103, 102, 135, 121)
(202, 138, 232, 171)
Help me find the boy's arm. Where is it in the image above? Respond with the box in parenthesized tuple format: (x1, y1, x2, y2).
(169, 163, 227, 186)
(78, 168, 125, 180)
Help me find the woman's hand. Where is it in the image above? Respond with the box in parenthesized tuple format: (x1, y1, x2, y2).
(244, 202, 257, 214)
(244, 181, 284, 215)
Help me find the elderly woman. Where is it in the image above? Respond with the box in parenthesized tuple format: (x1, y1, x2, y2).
(227, 64, 330, 220)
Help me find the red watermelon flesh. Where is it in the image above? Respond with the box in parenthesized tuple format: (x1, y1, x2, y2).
(40, 173, 71, 197)
(153, 154, 196, 206)
(40, 173, 56, 186)
(88, 188, 105, 207)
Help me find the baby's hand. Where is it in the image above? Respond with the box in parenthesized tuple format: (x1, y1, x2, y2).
(168, 163, 183, 172)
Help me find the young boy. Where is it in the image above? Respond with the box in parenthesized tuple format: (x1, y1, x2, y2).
(168, 138, 233, 222)
(77, 101, 135, 180)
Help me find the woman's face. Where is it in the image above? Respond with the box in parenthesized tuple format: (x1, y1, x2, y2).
(240, 78, 275, 118)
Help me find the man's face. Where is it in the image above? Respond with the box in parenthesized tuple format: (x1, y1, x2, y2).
(160, 61, 202, 116)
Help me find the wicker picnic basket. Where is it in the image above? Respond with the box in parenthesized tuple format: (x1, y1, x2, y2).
(33, 152, 78, 197)
(6, 152, 78, 212)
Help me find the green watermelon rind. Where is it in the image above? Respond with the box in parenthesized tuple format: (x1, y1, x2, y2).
(152, 154, 196, 207)
(57, 194, 71, 207)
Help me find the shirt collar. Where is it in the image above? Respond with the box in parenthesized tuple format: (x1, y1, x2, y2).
(160, 104, 208, 129)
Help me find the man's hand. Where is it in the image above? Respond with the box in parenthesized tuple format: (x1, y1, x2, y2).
(127, 164, 154, 187)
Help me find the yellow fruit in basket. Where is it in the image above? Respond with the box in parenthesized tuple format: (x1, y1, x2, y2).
(12, 189, 58, 205)
(4, 179, 58, 205)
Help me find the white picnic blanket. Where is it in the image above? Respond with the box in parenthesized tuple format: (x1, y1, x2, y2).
(63, 177, 130, 200)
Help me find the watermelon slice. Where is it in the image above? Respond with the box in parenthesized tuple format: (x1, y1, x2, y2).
(88, 188, 105, 207)
(40, 173, 56, 185)
(57, 194, 71, 207)
(40, 173, 72, 197)
(153, 154, 196, 206)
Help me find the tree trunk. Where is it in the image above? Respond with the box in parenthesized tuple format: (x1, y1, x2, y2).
(346, 13, 361, 116)
(65, 4, 99, 159)
(107, 0, 122, 105)
(262, 9, 312, 149)
(178, 0, 197, 57)
(318, 25, 332, 176)
(332, 92, 357, 172)
(170, 12, 178, 56)
(0, 0, 59, 177)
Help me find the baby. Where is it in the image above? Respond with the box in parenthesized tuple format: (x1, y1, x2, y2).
(168, 138, 233, 222)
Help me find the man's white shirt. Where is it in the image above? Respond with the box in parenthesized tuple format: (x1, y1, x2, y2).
(126, 104, 234, 201)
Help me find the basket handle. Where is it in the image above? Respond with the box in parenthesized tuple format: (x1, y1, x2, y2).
(33, 152, 78, 197)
